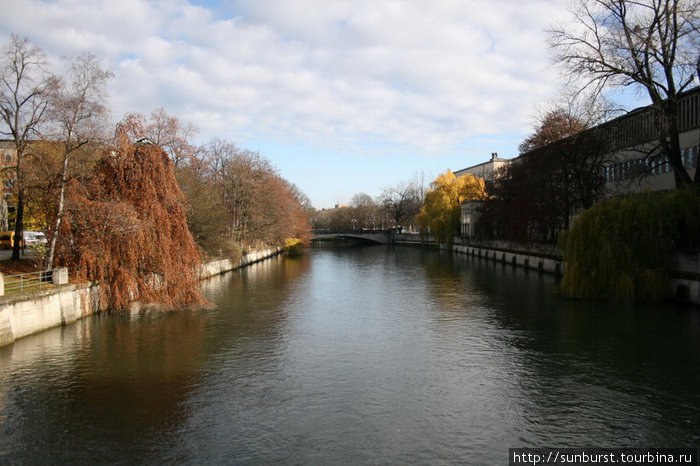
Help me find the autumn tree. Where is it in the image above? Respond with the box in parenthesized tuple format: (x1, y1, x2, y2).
(205, 139, 271, 246)
(44, 52, 112, 270)
(525, 106, 612, 214)
(0, 35, 58, 260)
(416, 170, 486, 246)
(202, 138, 310, 250)
(144, 107, 199, 167)
(480, 105, 612, 244)
(21, 140, 96, 232)
(519, 107, 589, 154)
(550, 0, 700, 186)
(248, 175, 311, 245)
(55, 118, 205, 311)
(175, 155, 232, 256)
(285, 180, 313, 244)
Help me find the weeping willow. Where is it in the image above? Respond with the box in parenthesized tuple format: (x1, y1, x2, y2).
(561, 185, 700, 302)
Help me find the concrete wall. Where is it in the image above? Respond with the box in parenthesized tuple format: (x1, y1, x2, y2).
(0, 283, 104, 347)
(0, 248, 283, 348)
(198, 248, 281, 279)
(453, 244, 564, 276)
(670, 251, 700, 305)
(452, 244, 700, 306)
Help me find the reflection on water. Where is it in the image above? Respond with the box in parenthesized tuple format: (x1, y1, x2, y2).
(1, 247, 699, 464)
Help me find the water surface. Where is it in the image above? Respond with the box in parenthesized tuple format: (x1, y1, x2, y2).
(1, 247, 699, 464)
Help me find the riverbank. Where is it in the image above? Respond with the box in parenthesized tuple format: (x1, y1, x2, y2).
(395, 233, 699, 305)
(0, 248, 282, 347)
(453, 243, 699, 306)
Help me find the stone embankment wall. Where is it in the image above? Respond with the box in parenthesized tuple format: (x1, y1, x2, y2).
(0, 248, 282, 347)
(397, 234, 699, 305)
(452, 243, 700, 306)
(395, 235, 564, 275)
(198, 248, 281, 279)
(452, 244, 564, 276)
(669, 251, 700, 305)
(0, 282, 104, 348)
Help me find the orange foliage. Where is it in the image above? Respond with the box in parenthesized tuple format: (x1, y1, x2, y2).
(56, 138, 205, 312)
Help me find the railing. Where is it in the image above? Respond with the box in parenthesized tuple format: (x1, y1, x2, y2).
(3, 269, 55, 294)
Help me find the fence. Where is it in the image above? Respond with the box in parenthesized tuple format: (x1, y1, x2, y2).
(1, 268, 69, 296)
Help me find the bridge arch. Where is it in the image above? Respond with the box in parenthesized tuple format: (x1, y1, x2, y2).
(311, 229, 394, 245)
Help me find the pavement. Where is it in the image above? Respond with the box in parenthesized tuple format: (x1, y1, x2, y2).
(0, 248, 38, 260)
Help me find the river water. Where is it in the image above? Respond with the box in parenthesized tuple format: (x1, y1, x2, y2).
(1, 246, 699, 464)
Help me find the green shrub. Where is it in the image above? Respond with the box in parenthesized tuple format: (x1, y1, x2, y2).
(561, 185, 700, 302)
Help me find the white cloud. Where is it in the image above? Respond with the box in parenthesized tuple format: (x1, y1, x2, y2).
(0, 0, 573, 156)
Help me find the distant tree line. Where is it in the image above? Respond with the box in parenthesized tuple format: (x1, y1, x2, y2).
(311, 175, 427, 232)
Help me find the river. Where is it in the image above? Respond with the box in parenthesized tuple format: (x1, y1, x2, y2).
(1, 246, 699, 464)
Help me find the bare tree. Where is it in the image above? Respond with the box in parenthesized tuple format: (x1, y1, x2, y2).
(379, 180, 422, 227)
(45, 52, 112, 270)
(145, 108, 199, 167)
(0, 35, 58, 260)
(204, 139, 276, 245)
(550, 0, 700, 185)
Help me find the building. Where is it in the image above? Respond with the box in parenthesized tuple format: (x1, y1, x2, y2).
(454, 152, 511, 240)
(453, 152, 509, 181)
(0, 140, 16, 195)
(454, 86, 699, 242)
(598, 88, 699, 195)
(0, 140, 16, 231)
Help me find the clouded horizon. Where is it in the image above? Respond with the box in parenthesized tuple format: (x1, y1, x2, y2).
(0, 0, 648, 208)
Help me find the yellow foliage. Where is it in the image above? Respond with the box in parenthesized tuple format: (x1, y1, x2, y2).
(417, 170, 486, 244)
(284, 237, 304, 255)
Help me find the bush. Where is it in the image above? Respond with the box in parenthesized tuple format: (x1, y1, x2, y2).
(284, 238, 304, 256)
(561, 185, 700, 302)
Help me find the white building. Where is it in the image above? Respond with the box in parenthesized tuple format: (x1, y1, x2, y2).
(454, 153, 510, 240)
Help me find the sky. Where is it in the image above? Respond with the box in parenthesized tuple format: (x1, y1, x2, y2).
(0, 0, 648, 208)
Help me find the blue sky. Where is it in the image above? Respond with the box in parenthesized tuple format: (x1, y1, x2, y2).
(0, 0, 650, 208)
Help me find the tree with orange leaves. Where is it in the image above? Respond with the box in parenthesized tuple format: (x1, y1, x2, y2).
(55, 116, 205, 311)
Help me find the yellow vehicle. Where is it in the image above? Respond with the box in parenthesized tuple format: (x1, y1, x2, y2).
(0, 231, 24, 249)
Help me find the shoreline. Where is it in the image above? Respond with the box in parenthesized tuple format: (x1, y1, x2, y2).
(0, 248, 283, 348)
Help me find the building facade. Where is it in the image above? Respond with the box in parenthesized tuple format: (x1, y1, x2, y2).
(456, 87, 699, 242)
(594, 87, 699, 196)
(454, 152, 510, 240)
(0, 140, 16, 197)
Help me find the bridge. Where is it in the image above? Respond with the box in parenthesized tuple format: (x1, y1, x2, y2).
(311, 229, 396, 244)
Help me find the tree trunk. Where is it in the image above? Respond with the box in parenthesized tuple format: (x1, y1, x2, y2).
(657, 99, 693, 187)
(46, 152, 70, 271)
(11, 189, 24, 261)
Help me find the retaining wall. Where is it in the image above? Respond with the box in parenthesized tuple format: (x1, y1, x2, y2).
(0, 283, 104, 347)
(452, 244, 564, 276)
(0, 248, 282, 347)
(452, 244, 700, 305)
(198, 248, 281, 279)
